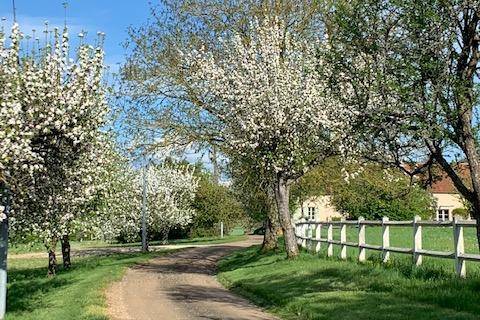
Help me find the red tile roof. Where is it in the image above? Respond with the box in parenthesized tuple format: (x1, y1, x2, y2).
(428, 163, 470, 194)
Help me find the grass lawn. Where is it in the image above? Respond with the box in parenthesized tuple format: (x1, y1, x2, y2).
(218, 239, 480, 320)
(6, 251, 170, 320)
(316, 225, 480, 273)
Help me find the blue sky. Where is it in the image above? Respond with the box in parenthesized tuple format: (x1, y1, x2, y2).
(0, 0, 152, 71)
(0, 0, 214, 168)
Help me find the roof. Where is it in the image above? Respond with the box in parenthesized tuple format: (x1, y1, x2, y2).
(427, 163, 470, 194)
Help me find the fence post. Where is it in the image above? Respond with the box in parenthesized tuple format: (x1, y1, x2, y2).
(340, 218, 347, 260)
(296, 223, 301, 245)
(382, 216, 390, 263)
(413, 215, 422, 266)
(315, 223, 321, 253)
(327, 219, 333, 257)
(307, 223, 312, 251)
(302, 223, 307, 248)
(453, 216, 466, 278)
(358, 216, 366, 262)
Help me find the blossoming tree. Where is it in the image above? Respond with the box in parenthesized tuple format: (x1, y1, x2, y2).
(143, 164, 198, 243)
(1, 23, 109, 275)
(182, 17, 344, 258)
(83, 158, 198, 245)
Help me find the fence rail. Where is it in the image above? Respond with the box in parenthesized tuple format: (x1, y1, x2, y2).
(294, 216, 480, 278)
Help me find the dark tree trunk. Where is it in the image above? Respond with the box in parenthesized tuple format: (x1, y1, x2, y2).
(274, 174, 299, 259)
(161, 228, 169, 245)
(262, 196, 279, 252)
(61, 234, 71, 269)
(262, 216, 278, 252)
(48, 248, 57, 276)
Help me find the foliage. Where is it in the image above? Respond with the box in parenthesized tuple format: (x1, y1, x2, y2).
(291, 159, 436, 220)
(182, 16, 343, 180)
(453, 208, 471, 219)
(144, 164, 198, 240)
(190, 167, 246, 237)
(77, 143, 139, 242)
(0, 22, 110, 259)
(325, 1, 480, 234)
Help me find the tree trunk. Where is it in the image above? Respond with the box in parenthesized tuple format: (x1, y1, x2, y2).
(262, 216, 278, 252)
(47, 245, 57, 276)
(209, 146, 220, 184)
(61, 234, 71, 269)
(274, 174, 299, 259)
(161, 228, 169, 245)
(455, 109, 480, 250)
(262, 195, 279, 252)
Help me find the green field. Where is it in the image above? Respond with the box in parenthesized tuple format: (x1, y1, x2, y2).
(218, 233, 480, 320)
(302, 225, 480, 274)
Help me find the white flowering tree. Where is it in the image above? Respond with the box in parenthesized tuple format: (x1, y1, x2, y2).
(80, 144, 140, 243)
(181, 17, 344, 258)
(81, 158, 198, 245)
(0, 22, 109, 275)
(143, 164, 198, 243)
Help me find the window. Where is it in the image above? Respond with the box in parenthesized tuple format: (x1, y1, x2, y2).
(307, 207, 316, 221)
(437, 209, 449, 221)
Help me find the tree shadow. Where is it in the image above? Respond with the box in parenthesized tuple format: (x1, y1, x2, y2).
(7, 266, 72, 313)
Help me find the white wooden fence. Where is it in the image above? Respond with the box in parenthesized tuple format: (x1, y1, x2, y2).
(294, 216, 480, 277)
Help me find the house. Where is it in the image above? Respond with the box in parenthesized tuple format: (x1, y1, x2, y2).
(292, 165, 469, 223)
(292, 195, 343, 223)
(427, 164, 469, 221)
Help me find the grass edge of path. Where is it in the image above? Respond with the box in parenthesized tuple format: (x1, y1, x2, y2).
(216, 243, 480, 320)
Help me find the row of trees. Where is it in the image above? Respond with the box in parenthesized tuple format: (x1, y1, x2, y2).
(122, 0, 480, 257)
(0, 21, 200, 276)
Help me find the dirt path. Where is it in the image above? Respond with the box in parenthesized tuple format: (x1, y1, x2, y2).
(106, 236, 277, 320)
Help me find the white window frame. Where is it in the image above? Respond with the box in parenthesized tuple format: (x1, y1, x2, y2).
(437, 209, 449, 221)
(307, 206, 316, 221)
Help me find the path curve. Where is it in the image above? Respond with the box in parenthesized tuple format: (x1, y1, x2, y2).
(106, 236, 277, 320)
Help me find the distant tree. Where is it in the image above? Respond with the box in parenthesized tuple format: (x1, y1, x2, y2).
(190, 165, 247, 237)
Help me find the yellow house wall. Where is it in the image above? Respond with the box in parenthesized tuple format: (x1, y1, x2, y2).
(292, 192, 467, 222)
(432, 192, 466, 220)
(293, 195, 343, 222)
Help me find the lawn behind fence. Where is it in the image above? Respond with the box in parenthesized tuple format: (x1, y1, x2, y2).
(218, 232, 480, 320)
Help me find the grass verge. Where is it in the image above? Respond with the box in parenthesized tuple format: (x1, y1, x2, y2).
(6, 250, 171, 320)
(217, 243, 480, 320)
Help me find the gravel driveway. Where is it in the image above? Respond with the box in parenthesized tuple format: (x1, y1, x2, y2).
(106, 236, 277, 320)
